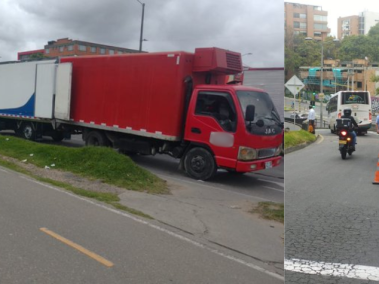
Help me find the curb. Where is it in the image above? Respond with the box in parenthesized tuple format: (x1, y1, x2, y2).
(284, 134, 321, 154)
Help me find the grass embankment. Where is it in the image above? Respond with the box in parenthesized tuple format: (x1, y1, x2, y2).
(251, 202, 284, 223)
(284, 130, 316, 149)
(0, 135, 168, 219)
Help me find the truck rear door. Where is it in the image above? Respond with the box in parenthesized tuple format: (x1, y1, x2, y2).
(54, 63, 72, 120)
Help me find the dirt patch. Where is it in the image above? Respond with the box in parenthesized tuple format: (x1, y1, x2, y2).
(0, 155, 126, 195)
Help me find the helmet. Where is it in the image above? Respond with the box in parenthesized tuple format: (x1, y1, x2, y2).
(343, 108, 352, 116)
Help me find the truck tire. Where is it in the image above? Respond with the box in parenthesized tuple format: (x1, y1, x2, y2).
(184, 147, 217, 180)
(19, 123, 36, 141)
(51, 132, 65, 142)
(85, 131, 108, 146)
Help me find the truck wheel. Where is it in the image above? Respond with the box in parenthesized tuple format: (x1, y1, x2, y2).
(184, 147, 216, 180)
(51, 132, 64, 142)
(20, 123, 36, 141)
(85, 131, 108, 146)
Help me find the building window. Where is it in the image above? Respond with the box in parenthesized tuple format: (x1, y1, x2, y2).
(294, 13, 306, 19)
(91, 46, 96, 52)
(78, 45, 86, 51)
(68, 45, 73, 51)
(314, 32, 322, 37)
(314, 23, 328, 30)
(109, 49, 114, 55)
(59, 46, 64, 52)
(314, 15, 327, 21)
(45, 48, 50, 54)
(294, 21, 300, 28)
(118, 51, 123, 54)
(100, 48, 105, 54)
(300, 22, 307, 29)
(357, 82, 362, 88)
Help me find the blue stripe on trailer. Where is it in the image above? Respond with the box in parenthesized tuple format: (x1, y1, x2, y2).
(0, 93, 35, 117)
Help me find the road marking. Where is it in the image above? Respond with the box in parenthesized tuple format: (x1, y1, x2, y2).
(263, 186, 284, 193)
(316, 134, 324, 144)
(285, 258, 379, 281)
(40, 227, 114, 267)
(21, 176, 283, 281)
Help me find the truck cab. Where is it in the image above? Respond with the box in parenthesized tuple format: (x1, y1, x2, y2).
(183, 84, 283, 180)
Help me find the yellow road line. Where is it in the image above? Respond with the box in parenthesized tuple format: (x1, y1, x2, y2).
(40, 227, 114, 267)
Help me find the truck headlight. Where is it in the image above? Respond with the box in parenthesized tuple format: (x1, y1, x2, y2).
(238, 146, 257, 161)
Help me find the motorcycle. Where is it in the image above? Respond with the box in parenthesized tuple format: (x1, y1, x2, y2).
(336, 118, 355, 160)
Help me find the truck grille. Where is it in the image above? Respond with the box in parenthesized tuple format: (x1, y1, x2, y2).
(258, 148, 276, 159)
(226, 52, 242, 71)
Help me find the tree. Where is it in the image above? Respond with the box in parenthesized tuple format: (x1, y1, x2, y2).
(370, 74, 379, 95)
(28, 53, 45, 60)
(338, 35, 375, 61)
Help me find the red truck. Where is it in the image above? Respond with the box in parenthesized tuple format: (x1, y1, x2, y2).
(0, 47, 283, 180)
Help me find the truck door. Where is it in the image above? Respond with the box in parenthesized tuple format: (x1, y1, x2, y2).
(185, 91, 239, 168)
(35, 64, 56, 119)
(54, 63, 72, 120)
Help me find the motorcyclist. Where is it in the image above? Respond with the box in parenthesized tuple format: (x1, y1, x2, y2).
(341, 108, 358, 149)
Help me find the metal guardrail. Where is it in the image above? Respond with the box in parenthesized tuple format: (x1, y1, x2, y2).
(285, 118, 330, 130)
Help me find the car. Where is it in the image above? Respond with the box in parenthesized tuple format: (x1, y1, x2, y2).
(290, 113, 307, 120)
(287, 112, 308, 124)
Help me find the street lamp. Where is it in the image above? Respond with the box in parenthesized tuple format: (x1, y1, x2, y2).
(305, 37, 340, 127)
(305, 37, 324, 126)
(136, 0, 145, 52)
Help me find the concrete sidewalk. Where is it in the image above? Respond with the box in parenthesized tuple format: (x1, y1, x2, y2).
(118, 173, 284, 275)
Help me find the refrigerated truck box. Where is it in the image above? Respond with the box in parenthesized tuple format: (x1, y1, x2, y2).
(59, 49, 241, 141)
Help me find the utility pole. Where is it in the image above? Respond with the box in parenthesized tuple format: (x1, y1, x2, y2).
(137, 0, 145, 52)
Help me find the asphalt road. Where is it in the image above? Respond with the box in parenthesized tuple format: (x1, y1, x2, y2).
(285, 129, 379, 283)
(0, 166, 283, 284)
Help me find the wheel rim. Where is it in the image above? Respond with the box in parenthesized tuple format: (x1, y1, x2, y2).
(23, 126, 33, 139)
(190, 155, 206, 173)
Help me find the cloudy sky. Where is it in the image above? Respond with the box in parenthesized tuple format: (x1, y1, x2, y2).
(0, 0, 283, 68)
(295, 0, 379, 37)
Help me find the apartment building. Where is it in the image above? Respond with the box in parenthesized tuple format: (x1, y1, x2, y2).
(337, 11, 379, 40)
(337, 15, 360, 40)
(17, 38, 140, 60)
(285, 2, 330, 40)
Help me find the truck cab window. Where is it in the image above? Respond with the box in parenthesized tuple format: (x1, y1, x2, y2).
(195, 92, 237, 132)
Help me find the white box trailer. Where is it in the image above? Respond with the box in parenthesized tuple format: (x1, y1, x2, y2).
(0, 60, 72, 140)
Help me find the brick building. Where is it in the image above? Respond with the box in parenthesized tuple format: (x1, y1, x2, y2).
(285, 2, 330, 40)
(17, 38, 140, 60)
(337, 11, 379, 40)
(337, 15, 360, 40)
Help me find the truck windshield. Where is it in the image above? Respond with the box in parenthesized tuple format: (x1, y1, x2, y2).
(237, 90, 282, 135)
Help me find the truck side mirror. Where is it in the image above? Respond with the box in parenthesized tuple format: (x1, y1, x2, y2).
(246, 105, 255, 121)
